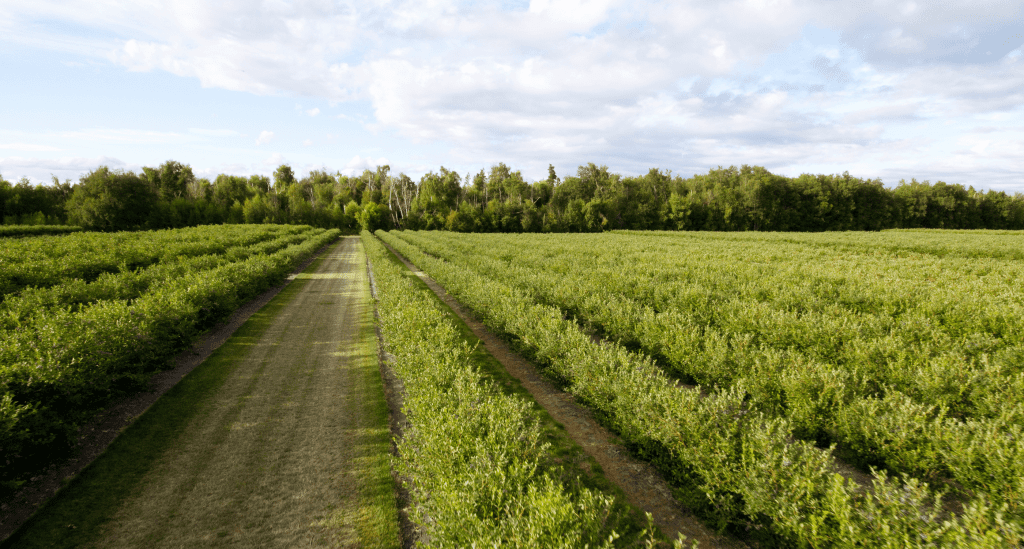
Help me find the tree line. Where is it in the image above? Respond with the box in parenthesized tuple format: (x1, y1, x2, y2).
(2, 161, 1022, 232)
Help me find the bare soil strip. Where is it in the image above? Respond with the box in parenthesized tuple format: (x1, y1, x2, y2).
(381, 241, 746, 549)
(4, 237, 398, 548)
(0, 240, 336, 544)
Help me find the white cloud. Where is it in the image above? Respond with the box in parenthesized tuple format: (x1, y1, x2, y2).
(255, 130, 274, 146)
(3, 1, 1024, 190)
(340, 155, 388, 177)
(302, 139, 313, 146)
(0, 155, 131, 183)
(56, 128, 186, 144)
(189, 128, 240, 137)
(0, 143, 62, 152)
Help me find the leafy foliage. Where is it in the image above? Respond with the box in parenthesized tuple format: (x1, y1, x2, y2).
(0, 173, 72, 226)
(0, 225, 81, 238)
(0, 224, 309, 298)
(65, 167, 160, 231)
(379, 229, 1024, 547)
(9, 160, 1024, 233)
(396, 230, 1024, 527)
(362, 232, 657, 547)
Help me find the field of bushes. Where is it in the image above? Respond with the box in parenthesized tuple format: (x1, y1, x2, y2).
(5, 224, 1023, 547)
(377, 229, 1024, 547)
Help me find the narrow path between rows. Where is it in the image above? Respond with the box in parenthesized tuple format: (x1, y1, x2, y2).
(381, 240, 746, 549)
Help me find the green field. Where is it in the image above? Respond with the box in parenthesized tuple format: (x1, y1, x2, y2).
(3, 227, 1023, 548)
(379, 229, 1024, 547)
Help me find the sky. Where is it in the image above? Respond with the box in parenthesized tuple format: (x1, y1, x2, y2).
(1, 0, 1022, 192)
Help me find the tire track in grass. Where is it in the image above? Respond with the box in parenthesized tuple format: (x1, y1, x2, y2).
(3, 236, 398, 548)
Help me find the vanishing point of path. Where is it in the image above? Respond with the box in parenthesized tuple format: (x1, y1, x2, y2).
(4, 237, 399, 548)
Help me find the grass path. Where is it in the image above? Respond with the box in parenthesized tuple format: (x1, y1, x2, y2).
(4, 236, 398, 548)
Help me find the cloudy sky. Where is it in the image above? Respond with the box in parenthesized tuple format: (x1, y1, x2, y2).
(1, 0, 1022, 191)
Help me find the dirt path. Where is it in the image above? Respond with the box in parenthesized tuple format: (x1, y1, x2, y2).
(381, 241, 745, 549)
(6, 237, 398, 548)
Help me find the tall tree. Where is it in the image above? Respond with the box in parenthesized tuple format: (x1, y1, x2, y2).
(273, 164, 296, 192)
(142, 160, 196, 202)
(65, 167, 159, 231)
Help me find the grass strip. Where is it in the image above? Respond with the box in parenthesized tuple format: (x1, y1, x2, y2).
(347, 239, 403, 548)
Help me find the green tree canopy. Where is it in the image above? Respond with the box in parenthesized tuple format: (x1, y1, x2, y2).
(273, 164, 296, 192)
(142, 160, 196, 202)
(66, 167, 159, 231)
